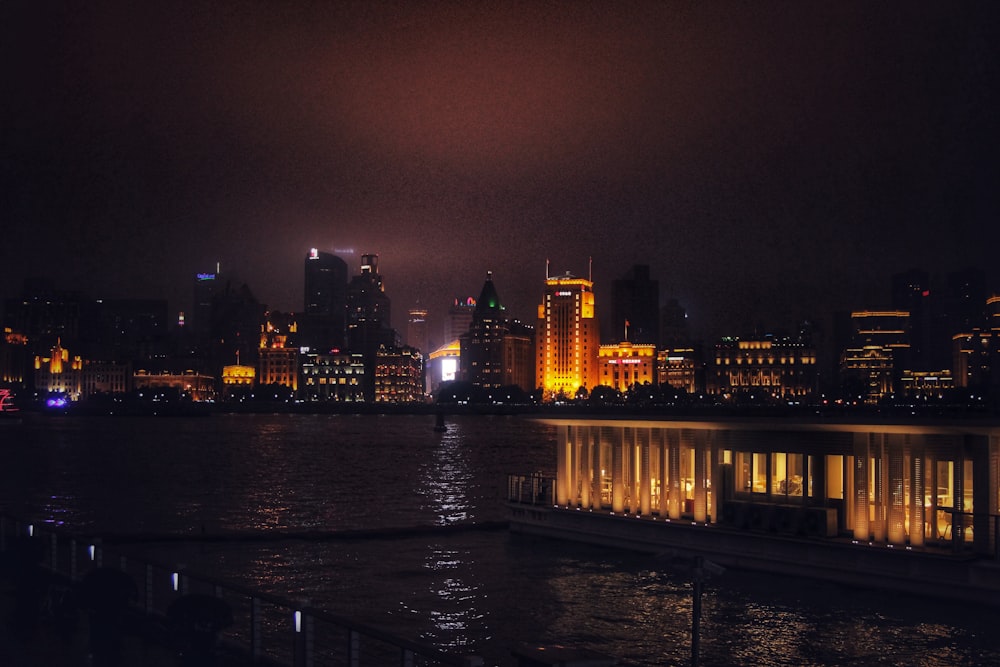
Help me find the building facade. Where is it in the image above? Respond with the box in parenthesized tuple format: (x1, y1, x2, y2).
(598, 341, 657, 393)
(709, 337, 817, 400)
(536, 268, 600, 401)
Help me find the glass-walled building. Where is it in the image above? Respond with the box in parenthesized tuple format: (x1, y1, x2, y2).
(546, 419, 1000, 554)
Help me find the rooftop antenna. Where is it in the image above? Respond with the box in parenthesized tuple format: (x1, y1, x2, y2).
(545, 258, 550, 280)
(589, 256, 593, 282)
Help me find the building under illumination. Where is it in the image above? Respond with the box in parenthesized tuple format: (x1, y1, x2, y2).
(374, 345, 424, 403)
(598, 340, 657, 393)
(840, 311, 911, 404)
(258, 312, 299, 392)
(133, 370, 215, 402)
(656, 347, 701, 394)
(34, 339, 82, 400)
(300, 351, 366, 402)
(709, 337, 817, 401)
(536, 266, 600, 401)
(510, 417, 1000, 604)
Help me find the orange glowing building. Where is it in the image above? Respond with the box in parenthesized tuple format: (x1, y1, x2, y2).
(598, 340, 657, 393)
(536, 265, 600, 401)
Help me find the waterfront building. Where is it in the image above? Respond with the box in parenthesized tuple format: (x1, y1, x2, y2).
(258, 312, 299, 392)
(34, 339, 82, 400)
(659, 298, 690, 349)
(609, 264, 659, 346)
(0, 327, 29, 389)
(598, 340, 657, 393)
(709, 337, 817, 401)
(221, 362, 255, 399)
(302, 248, 348, 352)
(300, 351, 366, 402)
(133, 370, 215, 401)
(460, 272, 535, 392)
(191, 267, 222, 341)
(899, 369, 953, 399)
(536, 265, 600, 401)
(656, 347, 701, 394)
(81, 360, 132, 396)
(840, 311, 910, 404)
(510, 417, 1000, 603)
(374, 345, 424, 402)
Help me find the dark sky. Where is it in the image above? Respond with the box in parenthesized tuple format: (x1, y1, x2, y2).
(3, 1, 997, 345)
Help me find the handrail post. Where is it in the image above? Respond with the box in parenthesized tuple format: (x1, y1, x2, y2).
(347, 629, 360, 667)
(250, 596, 262, 660)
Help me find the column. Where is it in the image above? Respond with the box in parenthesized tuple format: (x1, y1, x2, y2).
(612, 427, 625, 513)
(873, 433, 887, 543)
(591, 426, 602, 510)
(639, 428, 652, 516)
(658, 429, 669, 517)
(853, 431, 870, 540)
(556, 425, 570, 506)
(908, 435, 925, 547)
(694, 431, 708, 522)
(887, 434, 906, 545)
(579, 427, 591, 509)
(668, 430, 681, 520)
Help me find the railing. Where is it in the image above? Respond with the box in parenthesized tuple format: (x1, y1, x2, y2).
(507, 473, 554, 506)
(0, 514, 483, 666)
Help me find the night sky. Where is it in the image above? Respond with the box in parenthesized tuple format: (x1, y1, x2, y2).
(3, 2, 997, 345)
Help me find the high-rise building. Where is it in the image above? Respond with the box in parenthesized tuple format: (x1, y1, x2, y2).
(610, 264, 659, 346)
(660, 298, 690, 348)
(536, 265, 600, 401)
(407, 305, 429, 354)
(446, 297, 477, 343)
(460, 272, 535, 392)
(346, 254, 397, 400)
(302, 248, 348, 352)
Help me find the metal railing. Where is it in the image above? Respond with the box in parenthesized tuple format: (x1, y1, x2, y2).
(0, 514, 483, 666)
(507, 473, 554, 506)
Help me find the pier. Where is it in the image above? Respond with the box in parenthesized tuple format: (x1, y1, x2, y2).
(0, 514, 484, 666)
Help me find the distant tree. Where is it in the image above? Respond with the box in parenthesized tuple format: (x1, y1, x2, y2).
(589, 385, 621, 406)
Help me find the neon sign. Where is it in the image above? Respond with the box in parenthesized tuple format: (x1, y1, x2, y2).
(197, 273, 216, 281)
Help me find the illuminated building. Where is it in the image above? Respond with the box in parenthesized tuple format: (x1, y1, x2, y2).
(536, 264, 600, 401)
(840, 311, 910, 404)
(406, 306, 429, 354)
(427, 340, 461, 395)
(302, 249, 348, 352)
(460, 272, 535, 392)
(510, 418, 1000, 602)
(34, 339, 83, 400)
(133, 370, 215, 402)
(598, 340, 656, 393)
(0, 327, 29, 388)
(900, 369, 953, 399)
(951, 295, 1000, 392)
(710, 337, 817, 401)
(258, 313, 299, 392)
(610, 264, 659, 346)
(346, 254, 397, 400)
(656, 347, 701, 394)
(374, 346, 424, 402)
(221, 363, 255, 399)
(300, 352, 366, 402)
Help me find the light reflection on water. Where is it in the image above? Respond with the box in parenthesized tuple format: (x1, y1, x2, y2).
(4, 414, 1000, 666)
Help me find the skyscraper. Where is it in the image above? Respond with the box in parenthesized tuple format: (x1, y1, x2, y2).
(406, 305, 429, 354)
(302, 248, 348, 352)
(460, 272, 534, 391)
(610, 264, 659, 345)
(536, 264, 600, 400)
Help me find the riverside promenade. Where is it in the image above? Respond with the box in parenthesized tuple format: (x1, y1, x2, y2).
(0, 515, 484, 667)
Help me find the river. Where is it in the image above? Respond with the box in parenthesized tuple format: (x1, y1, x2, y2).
(3, 413, 998, 666)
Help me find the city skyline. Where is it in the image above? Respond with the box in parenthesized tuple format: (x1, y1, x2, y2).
(3, 3, 998, 342)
